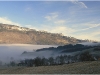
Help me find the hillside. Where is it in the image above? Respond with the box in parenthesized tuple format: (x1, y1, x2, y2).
(0, 61, 100, 74)
(0, 23, 93, 45)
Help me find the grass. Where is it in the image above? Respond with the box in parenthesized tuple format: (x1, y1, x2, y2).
(0, 61, 100, 74)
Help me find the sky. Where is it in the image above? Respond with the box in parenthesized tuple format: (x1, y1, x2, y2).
(0, 1, 100, 41)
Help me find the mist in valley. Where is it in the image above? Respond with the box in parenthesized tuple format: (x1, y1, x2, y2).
(0, 44, 57, 64)
(78, 42, 100, 46)
(0, 42, 99, 66)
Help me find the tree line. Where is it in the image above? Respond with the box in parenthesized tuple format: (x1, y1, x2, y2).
(0, 51, 97, 67)
(16, 55, 75, 67)
(9, 51, 96, 67)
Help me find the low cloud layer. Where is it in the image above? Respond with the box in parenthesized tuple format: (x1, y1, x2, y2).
(0, 44, 57, 64)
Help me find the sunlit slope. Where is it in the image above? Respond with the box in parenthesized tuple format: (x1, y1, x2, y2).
(0, 23, 93, 45)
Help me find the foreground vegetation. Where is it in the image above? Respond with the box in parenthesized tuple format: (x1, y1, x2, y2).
(0, 61, 100, 74)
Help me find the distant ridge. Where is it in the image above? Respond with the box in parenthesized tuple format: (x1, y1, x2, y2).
(0, 23, 97, 45)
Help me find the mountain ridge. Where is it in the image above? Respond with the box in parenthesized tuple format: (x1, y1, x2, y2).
(0, 23, 97, 45)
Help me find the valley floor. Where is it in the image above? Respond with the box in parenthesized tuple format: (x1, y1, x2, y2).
(0, 61, 100, 74)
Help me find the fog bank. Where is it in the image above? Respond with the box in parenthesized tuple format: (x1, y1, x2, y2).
(0, 44, 57, 64)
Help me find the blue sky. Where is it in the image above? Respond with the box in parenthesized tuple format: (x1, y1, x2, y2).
(0, 1, 100, 41)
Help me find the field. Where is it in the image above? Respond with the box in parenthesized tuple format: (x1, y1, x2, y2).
(0, 61, 100, 74)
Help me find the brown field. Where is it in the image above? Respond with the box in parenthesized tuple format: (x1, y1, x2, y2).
(0, 61, 100, 74)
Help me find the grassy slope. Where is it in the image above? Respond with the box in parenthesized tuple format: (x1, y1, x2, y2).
(0, 61, 100, 74)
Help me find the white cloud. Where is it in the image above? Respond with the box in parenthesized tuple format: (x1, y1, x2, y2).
(73, 35, 96, 40)
(39, 24, 75, 36)
(68, 23, 100, 41)
(54, 20, 66, 24)
(76, 23, 100, 31)
(51, 26, 68, 32)
(81, 24, 100, 30)
(0, 17, 21, 26)
(92, 31, 100, 36)
(41, 20, 99, 41)
(0, 17, 40, 31)
(44, 12, 76, 35)
(39, 24, 100, 41)
(45, 12, 68, 25)
(50, 26, 75, 34)
(71, 1, 88, 8)
(72, 30, 100, 41)
(44, 12, 75, 34)
(25, 25, 39, 31)
(45, 13, 58, 21)
(45, 16, 52, 21)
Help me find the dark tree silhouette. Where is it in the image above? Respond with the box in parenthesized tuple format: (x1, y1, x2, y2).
(34, 57, 42, 66)
(55, 56, 60, 65)
(10, 61, 16, 66)
(41, 57, 48, 66)
(59, 55, 65, 65)
(16, 52, 95, 67)
(79, 51, 95, 61)
(48, 57, 54, 65)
